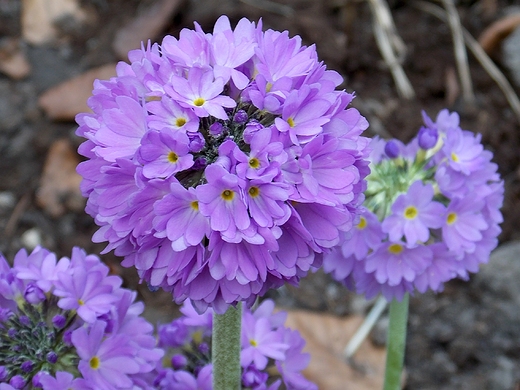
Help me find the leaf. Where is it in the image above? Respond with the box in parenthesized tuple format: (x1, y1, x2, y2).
(36, 138, 84, 217)
(284, 309, 387, 390)
(38, 63, 117, 121)
(478, 13, 520, 54)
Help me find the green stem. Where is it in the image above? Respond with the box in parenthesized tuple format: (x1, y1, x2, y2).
(212, 302, 242, 390)
(383, 293, 409, 390)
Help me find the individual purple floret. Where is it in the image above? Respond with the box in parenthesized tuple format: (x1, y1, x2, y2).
(152, 299, 317, 390)
(76, 15, 370, 313)
(324, 109, 504, 301)
(0, 246, 163, 389)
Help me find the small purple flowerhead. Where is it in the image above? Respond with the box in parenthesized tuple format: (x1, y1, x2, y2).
(152, 299, 315, 389)
(76, 15, 370, 313)
(324, 109, 503, 300)
(0, 246, 163, 389)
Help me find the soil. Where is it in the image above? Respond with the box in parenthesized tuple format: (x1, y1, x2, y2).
(1, 0, 520, 388)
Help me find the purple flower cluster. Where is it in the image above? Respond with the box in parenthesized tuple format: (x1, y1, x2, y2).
(153, 299, 316, 390)
(324, 109, 504, 300)
(76, 15, 370, 313)
(0, 246, 163, 389)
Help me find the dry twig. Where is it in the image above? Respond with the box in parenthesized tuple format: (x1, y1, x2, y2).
(441, 0, 475, 106)
(367, 0, 415, 99)
(414, 1, 520, 124)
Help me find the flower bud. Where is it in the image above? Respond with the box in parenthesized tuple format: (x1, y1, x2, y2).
(21, 360, 34, 373)
(24, 283, 46, 304)
(417, 126, 438, 150)
(384, 140, 400, 159)
(171, 354, 187, 369)
(233, 110, 248, 124)
(10, 375, 26, 389)
(52, 314, 66, 329)
(46, 351, 58, 364)
(209, 122, 224, 136)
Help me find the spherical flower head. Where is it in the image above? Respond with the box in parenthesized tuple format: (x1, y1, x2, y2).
(0, 246, 163, 389)
(76, 15, 370, 313)
(324, 108, 503, 300)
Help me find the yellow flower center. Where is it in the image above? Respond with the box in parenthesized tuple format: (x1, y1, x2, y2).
(175, 117, 187, 127)
(190, 201, 199, 211)
(404, 206, 418, 219)
(265, 82, 272, 93)
(146, 95, 162, 102)
(250, 339, 258, 347)
(248, 186, 260, 198)
(447, 212, 457, 225)
(78, 299, 84, 306)
(193, 97, 205, 107)
(221, 189, 234, 201)
(287, 117, 295, 127)
(356, 216, 367, 229)
(90, 356, 100, 369)
(249, 157, 260, 169)
(388, 243, 403, 255)
(167, 151, 179, 163)
(451, 152, 459, 162)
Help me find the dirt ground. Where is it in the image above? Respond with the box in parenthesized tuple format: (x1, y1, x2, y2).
(1, 0, 520, 388)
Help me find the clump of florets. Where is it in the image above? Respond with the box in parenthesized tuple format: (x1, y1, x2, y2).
(324, 109, 504, 300)
(0, 246, 163, 389)
(152, 299, 316, 390)
(76, 15, 370, 313)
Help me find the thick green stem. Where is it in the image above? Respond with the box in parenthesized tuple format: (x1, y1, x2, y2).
(383, 293, 409, 390)
(212, 302, 242, 390)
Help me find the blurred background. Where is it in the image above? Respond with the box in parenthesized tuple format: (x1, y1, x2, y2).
(1, 0, 520, 388)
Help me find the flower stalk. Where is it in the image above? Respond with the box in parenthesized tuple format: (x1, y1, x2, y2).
(383, 293, 409, 390)
(212, 302, 242, 390)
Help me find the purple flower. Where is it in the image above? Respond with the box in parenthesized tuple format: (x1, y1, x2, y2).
(442, 196, 488, 254)
(365, 241, 433, 286)
(382, 180, 445, 245)
(76, 16, 370, 312)
(53, 265, 119, 323)
(137, 130, 193, 179)
(240, 311, 288, 370)
(13, 246, 70, 293)
(39, 371, 90, 390)
(72, 321, 140, 389)
(197, 163, 250, 240)
(166, 67, 236, 120)
(147, 95, 200, 133)
(154, 183, 210, 250)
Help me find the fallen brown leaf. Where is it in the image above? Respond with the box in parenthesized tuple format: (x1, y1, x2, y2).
(36, 138, 84, 218)
(21, 0, 88, 44)
(38, 63, 117, 121)
(112, 0, 186, 59)
(284, 310, 387, 390)
(0, 38, 31, 80)
(478, 13, 520, 54)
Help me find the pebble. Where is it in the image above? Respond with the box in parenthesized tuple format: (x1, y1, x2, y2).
(20, 227, 43, 249)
